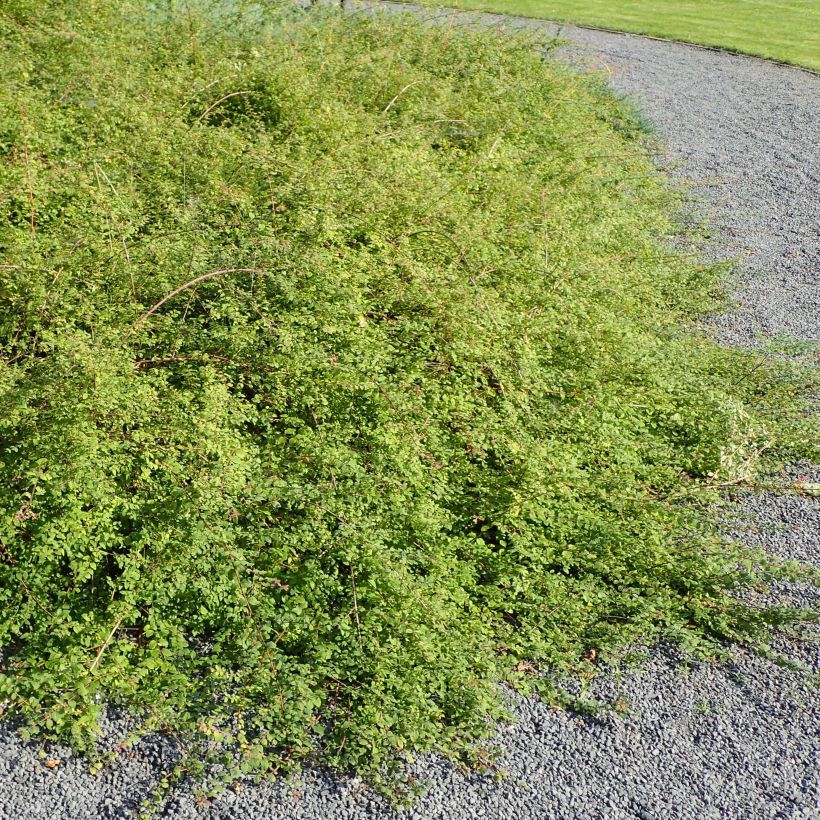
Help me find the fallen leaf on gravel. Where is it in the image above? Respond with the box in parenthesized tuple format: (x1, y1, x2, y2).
(43, 759, 61, 768)
(794, 481, 820, 497)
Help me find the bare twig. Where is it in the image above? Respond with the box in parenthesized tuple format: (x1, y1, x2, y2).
(134, 354, 278, 373)
(94, 161, 135, 297)
(196, 90, 253, 122)
(123, 267, 264, 340)
(135, 354, 232, 369)
(405, 228, 477, 278)
(350, 566, 362, 644)
(229, 560, 287, 715)
(89, 616, 123, 674)
(188, 77, 223, 100)
(19, 123, 36, 235)
(382, 81, 421, 114)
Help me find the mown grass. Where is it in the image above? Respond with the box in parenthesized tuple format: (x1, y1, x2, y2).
(412, 0, 820, 71)
(0, 0, 816, 806)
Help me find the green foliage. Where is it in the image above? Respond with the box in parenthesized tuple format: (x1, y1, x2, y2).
(0, 0, 816, 797)
(414, 0, 820, 72)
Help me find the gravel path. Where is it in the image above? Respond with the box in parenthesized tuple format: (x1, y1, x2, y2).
(2, 5, 818, 818)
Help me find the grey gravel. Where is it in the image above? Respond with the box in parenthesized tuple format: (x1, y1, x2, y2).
(2, 4, 818, 818)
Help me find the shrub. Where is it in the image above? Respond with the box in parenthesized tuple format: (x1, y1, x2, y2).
(0, 0, 815, 795)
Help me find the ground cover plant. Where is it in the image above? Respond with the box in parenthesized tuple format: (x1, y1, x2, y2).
(412, 0, 820, 71)
(0, 0, 817, 803)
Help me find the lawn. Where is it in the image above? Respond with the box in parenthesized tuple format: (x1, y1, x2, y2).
(416, 0, 820, 70)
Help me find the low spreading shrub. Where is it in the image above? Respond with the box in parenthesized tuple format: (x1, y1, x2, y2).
(0, 0, 815, 797)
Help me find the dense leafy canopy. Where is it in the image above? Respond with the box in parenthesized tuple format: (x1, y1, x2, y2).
(0, 0, 814, 798)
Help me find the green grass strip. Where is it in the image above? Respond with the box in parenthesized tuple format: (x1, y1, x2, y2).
(412, 0, 820, 71)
